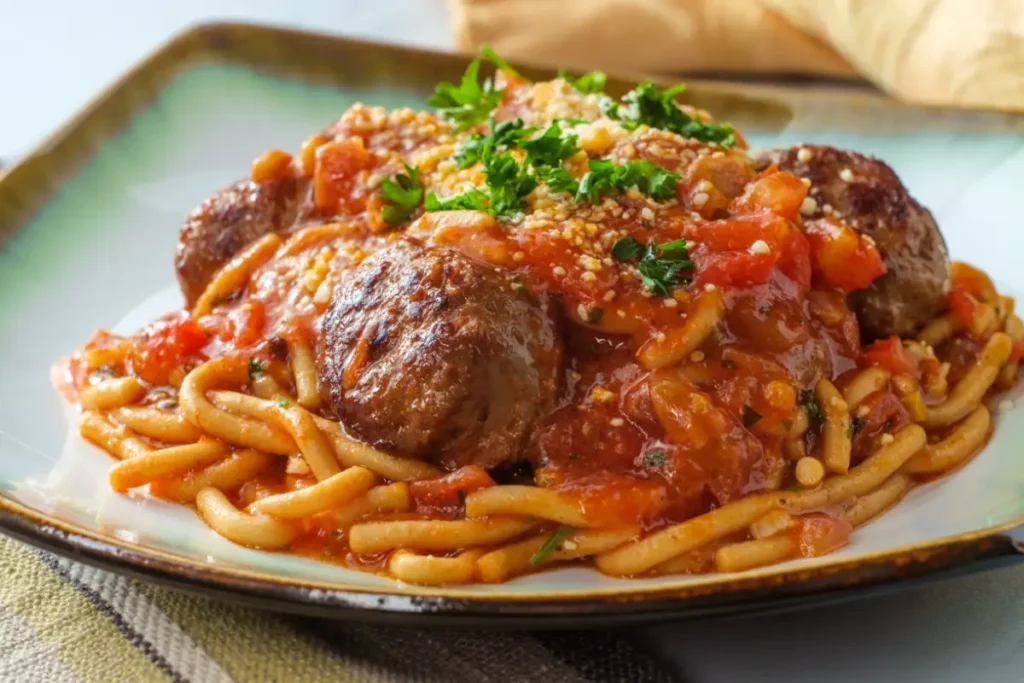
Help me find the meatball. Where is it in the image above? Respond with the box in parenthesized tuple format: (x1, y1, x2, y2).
(175, 176, 306, 306)
(755, 145, 949, 340)
(317, 241, 562, 470)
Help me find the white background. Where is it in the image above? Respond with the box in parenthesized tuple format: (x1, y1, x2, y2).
(3, 2, 1024, 681)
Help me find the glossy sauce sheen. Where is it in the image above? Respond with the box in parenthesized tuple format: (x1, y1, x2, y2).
(67, 73, 902, 570)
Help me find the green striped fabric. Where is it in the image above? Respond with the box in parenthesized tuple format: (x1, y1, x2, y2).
(0, 536, 673, 682)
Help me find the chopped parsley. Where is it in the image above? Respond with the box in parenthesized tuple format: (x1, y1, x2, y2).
(575, 159, 680, 204)
(799, 388, 825, 431)
(612, 236, 695, 297)
(247, 358, 265, 381)
(848, 416, 865, 438)
(425, 188, 489, 212)
(558, 68, 608, 94)
(529, 526, 574, 566)
(608, 81, 737, 147)
(535, 166, 580, 195)
(480, 45, 525, 80)
(784, 484, 800, 492)
(277, 397, 290, 408)
(427, 57, 504, 131)
(521, 121, 579, 169)
(380, 164, 423, 225)
(482, 152, 538, 217)
(643, 450, 667, 470)
(455, 117, 534, 169)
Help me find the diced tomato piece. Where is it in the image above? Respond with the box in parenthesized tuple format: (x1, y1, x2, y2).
(792, 514, 851, 557)
(570, 474, 668, 527)
(409, 466, 495, 515)
(730, 170, 807, 221)
(850, 390, 911, 463)
(947, 287, 980, 329)
(313, 137, 373, 214)
(804, 217, 886, 291)
(861, 337, 915, 375)
(221, 301, 266, 349)
(126, 314, 209, 385)
(695, 250, 776, 287)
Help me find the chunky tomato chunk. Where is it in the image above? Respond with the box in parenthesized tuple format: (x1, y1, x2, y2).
(314, 137, 373, 214)
(792, 514, 851, 557)
(861, 337, 914, 375)
(409, 466, 495, 515)
(689, 214, 811, 292)
(804, 217, 886, 291)
(126, 314, 208, 385)
(220, 301, 267, 349)
(730, 169, 808, 221)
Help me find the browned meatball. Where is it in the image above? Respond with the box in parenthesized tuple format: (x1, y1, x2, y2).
(317, 240, 563, 470)
(755, 145, 949, 340)
(175, 176, 306, 306)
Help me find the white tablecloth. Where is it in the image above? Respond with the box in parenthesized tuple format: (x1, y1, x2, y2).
(4, 2, 1024, 681)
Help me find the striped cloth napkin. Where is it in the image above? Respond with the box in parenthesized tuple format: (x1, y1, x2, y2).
(0, 536, 673, 682)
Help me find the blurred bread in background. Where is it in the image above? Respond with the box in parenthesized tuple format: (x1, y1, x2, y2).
(451, 0, 1024, 111)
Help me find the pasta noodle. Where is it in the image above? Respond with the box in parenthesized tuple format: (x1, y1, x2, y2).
(56, 54, 1024, 586)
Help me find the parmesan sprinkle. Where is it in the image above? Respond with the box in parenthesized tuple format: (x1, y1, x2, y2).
(839, 168, 854, 182)
(663, 298, 678, 308)
(998, 399, 1015, 414)
(749, 240, 771, 255)
(562, 539, 579, 551)
(879, 433, 895, 445)
(690, 351, 705, 362)
(692, 192, 709, 208)
(797, 147, 813, 163)
(704, 284, 717, 292)
(609, 418, 625, 427)
(800, 196, 818, 216)
(590, 386, 617, 403)
(552, 266, 567, 277)
(641, 207, 655, 223)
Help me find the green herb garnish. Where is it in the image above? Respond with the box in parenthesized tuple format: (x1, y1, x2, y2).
(521, 121, 579, 169)
(482, 152, 538, 217)
(455, 118, 535, 169)
(848, 416, 865, 438)
(784, 484, 800, 492)
(529, 526, 574, 566)
(247, 358, 265, 381)
(425, 188, 490, 212)
(613, 81, 737, 147)
(427, 58, 504, 131)
(611, 236, 695, 296)
(742, 405, 763, 428)
(535, 166, 580, 195)
(799, 389, 825, 431)
(380, 164, 423, 225)
(576, 159, 680, 204)
(643, 450, 667, 470)
(558, 69, 608, 95)
(277, 397, 290, 408)
(480, 45, 525, 80)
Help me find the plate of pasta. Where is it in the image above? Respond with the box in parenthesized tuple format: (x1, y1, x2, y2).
(2, 26, 1024, 624)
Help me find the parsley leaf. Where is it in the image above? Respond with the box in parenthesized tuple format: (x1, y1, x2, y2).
(558, 68, 608, 95)
(425, 188, 490, 212)
(521, 122, 579, 169)
(247, 358, 265, 381)
(742, 405, 763, 428)
(575, 159, 680, 204)
(799, 389, 825, 431)
(455, 118, 535, 169)
(643, 450, 667, 470)
(482, 152, 538, 217)
(380, 164, 423, 225)
(277, 397, 290, 408)
(848, 416, 865, 438)
(529, 526, 574, 566)
(611, 81, 737, 147)
(480, 45, 525, 81)
(427, 58, 504, 131)
(611, 237, 695, 297)
(535, 166, 579, 195)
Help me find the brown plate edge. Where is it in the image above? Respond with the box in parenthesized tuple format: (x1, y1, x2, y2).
(1, 21, 1024, 624)
(1, 490, 1022, 627)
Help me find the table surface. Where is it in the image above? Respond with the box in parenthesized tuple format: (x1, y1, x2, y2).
(4, 2, 1024, 681)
